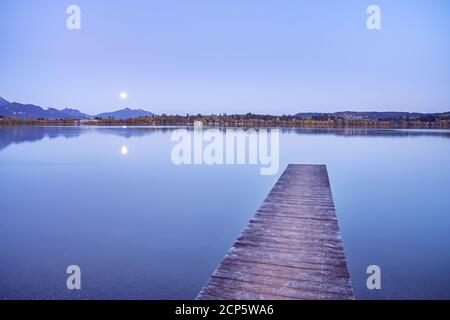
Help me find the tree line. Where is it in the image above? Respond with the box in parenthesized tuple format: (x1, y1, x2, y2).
(1, 113, 449, 129)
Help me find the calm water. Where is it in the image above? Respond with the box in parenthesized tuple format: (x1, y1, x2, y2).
(0, 126, 449, 300)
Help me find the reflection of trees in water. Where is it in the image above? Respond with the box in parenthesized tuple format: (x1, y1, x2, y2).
(167, 126, 450, 138)
(0, 126, 82, 151)
(189, 126, 450, 138)
(0, 126, 177, 150)
(286, 127, 450, 138)
(0, 126, 449, 151)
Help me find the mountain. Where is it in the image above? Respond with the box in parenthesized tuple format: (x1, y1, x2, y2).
(334, 111, 427, 120)
(0, 101, 88, 119)
(0, 98, 156, 120)
(295, 111, 447, 120)
(0, 97, 10, 107)
(96, 107, 156, 119)
(0, 102, 64, 119)
(60, 108, 89, 119)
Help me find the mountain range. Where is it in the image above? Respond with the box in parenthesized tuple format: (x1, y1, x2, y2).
(0, 97, 156, 120)
(0, 97, 9, 107)
(294, 111, 448, 120)
(1, 96, 448, 120)
(97, 107, 156, 120)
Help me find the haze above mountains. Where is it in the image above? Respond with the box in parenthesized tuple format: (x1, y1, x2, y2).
(0, 97, 156, 120)
(0, 96, 448, 120)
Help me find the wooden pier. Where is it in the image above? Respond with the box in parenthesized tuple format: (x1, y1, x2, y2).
(197, 164, 353, 300)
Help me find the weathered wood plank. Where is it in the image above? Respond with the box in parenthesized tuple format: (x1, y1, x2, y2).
(197, 164, 353, 300)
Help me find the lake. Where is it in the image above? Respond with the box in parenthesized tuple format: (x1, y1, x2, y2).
(0, 126, 449, 299)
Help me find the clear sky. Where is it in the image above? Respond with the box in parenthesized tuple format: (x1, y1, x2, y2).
(1, 0, 449, 115)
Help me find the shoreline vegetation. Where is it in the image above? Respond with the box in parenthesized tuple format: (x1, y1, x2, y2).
(1, 113, 449, 129)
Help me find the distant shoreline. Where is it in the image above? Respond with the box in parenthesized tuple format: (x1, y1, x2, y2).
(1, 97, 448, 129)
(1, 114, 449, 129)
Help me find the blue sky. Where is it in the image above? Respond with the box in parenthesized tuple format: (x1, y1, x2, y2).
(0, 0, 449, 115)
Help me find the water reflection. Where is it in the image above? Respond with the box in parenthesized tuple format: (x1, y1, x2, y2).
(1, 125, 449, 299)
(1, 125, 449, 152)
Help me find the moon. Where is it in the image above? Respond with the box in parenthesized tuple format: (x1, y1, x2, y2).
(120, 92, 128, 99)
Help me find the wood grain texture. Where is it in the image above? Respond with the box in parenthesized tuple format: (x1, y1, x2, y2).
(197, 164, 353, 300)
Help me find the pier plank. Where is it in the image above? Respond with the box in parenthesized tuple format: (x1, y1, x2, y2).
(197, 164, 353, 300)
